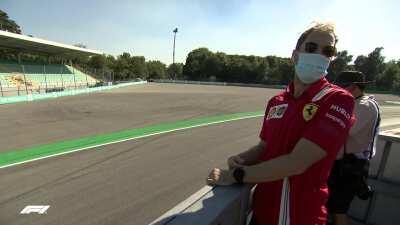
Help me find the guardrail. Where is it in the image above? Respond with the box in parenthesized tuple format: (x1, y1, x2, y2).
(151, 130, 400, 225)
(349, 130, 400, 225)
(153, 79, 286, 89)
(153, 80, 400, 96)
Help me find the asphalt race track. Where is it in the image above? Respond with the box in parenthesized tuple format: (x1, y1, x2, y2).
(0, 83, 399, 225)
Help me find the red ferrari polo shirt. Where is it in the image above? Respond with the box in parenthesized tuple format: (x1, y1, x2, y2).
(252, 78, 355, 225)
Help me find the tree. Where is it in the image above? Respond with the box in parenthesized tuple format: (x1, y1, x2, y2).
(264, 56, 293, 84)
(225, 55, 252, 83)
(114, 52, 132, 80)
(183, 48, 214, 81)
(88, 55, 107, 70)
(276, 58, 294, 85)
(354, 47, 385, 83)
(130, 56, 147, 79)
(0, 10, 21, 34)
(105, 55, 116, 70)
(182, 48, 295, 84)
(327, 50, 353, 82)
(146, 60, 166, 79)
(376, 61, 400, 90)
(213, 52, 228, 81)
(167, 63, 184, 79)
(0, 10, 22, 60)
(72, 55, 89, 67)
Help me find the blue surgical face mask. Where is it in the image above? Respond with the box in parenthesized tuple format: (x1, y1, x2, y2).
(295, 53, 330, 84)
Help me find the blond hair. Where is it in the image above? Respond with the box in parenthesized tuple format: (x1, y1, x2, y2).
(295, 22, 338, 50)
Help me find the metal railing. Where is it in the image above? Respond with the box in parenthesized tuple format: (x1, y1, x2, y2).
(151, 131, 400, 225)
(348, 131, 400, 225)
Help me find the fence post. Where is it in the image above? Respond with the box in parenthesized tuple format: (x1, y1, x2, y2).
(44, 64, 48, 93)
(0, 79, 3, 97)
(21, 65, 29, 95)
(85, 72, 89, 87)
(108, 70, 112, 85)
(58, 64, 64, 90)
(60, 73, 64, 89)
(72, 64, 77, 89)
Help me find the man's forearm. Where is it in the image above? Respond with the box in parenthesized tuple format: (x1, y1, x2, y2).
(242, 154, 302, 183)
(237, 142, 265, 166)
(242, 138, 326, 183)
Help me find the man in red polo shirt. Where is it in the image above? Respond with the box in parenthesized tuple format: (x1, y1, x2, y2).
(207, 22, 355, 225)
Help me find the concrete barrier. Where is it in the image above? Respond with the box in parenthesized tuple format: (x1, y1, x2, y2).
(153, 79, 285, 90)
(0, 81, 147, 105)
(151, 130, 400, 225)
(150, 185, 253, 225)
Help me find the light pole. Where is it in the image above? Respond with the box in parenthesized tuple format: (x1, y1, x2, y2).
(172, 27, 178, 79)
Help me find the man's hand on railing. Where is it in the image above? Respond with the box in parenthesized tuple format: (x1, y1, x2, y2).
(227, 155, 245, 169)
(206, 168, 235, 186)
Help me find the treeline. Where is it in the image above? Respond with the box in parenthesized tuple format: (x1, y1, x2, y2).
(182, 48, 293, 84)
(84, 46, 400, 92)
(85, 53, 184, 81)
(90, 47, 400, 93)
(180, 47, 400, 92)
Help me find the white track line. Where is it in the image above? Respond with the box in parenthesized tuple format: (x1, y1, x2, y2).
(0, 114, 263, 169)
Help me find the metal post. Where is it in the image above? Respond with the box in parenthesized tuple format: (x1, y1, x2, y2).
(60, 73, 64, 89)
(376, 140, 392, 178)
(172, 27, 178, 80)
(58, 64, 64, 90)
(104, 68, 108, 84)
(44, 64, 48, 93)
(85, 72, 89, 87)
(21, 65, 29, 95)
(0, 79, 3, 97)
(72, 64, 77, 89)
(364, 140, 393, 224)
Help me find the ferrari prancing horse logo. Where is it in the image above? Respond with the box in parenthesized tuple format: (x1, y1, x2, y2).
(303, 103, 319, 121)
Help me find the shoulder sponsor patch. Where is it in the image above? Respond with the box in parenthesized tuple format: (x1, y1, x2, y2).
(303, 103, 319, 121)
(267, 104, 288, 120)
(325, 113, 346, 128)
(330, 104, 351, 120)
(324, 104, 352, 129)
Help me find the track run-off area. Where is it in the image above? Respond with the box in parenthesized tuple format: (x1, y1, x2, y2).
(1, 83, 399, 225)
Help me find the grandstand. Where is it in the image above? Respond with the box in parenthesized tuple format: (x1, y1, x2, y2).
(0, 61, 97, 88)
(0, 30, 102, 96)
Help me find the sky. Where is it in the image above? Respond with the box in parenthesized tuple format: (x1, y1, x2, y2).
(1, 0, 399, 65)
